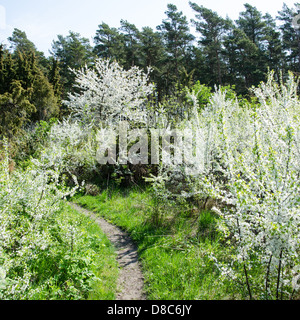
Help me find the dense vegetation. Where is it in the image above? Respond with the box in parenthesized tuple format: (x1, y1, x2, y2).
(0, 151, 118, 299)
(1, 2, 300, 300)
(73, 190, 234, 299)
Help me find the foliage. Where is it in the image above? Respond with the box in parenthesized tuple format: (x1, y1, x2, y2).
(8, 48, 300, 300)
(12, 118, 58, 166)
(187, 81, 212, 109)
(51, 31, 95, 99)
(73, 190, 230, 300)
(157, 4, 195, 92)
(190, 2, 231, 86)
(37, 118, 97, 184)
(0, 80, 35, 138)
(0, 146, 117, 300)
(0, 45, 59, 139)
(3, 2, 300, 299)
(8, 28, 49, 72)
(150, 71, 300, 299)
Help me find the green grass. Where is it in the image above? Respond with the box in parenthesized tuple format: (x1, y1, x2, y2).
(62, 203, 119, 300)
(72, 188, 240, 300)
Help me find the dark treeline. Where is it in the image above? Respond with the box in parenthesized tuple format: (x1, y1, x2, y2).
(1, 2, 300, 138)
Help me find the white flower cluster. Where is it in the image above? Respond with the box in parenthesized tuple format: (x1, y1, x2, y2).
(0, 147, 79, 299)
(37, 118, 97, 178)
(64, 58, 154, 125)
(152, 72, 300, 299)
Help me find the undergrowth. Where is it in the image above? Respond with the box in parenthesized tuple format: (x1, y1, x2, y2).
(72, 187, 242, 300)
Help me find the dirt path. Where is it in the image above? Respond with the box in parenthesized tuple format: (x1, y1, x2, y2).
(69, 203, 146, 300)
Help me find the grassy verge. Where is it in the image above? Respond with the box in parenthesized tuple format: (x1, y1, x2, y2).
(59, 203, 119, 300)
(72, 188, 241, 300)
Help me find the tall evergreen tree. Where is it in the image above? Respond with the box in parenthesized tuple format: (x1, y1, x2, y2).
(223, 27, 262, 92)
(263, 13, 284, 78)
(139, 27, 165, 68)
(0, 45, 15, 94)
(51, 31, 94, 97)
(8, 28, 49, 73)
(94, 22, 126, 63)
(8, 28, 37, 54)
(277, 3, 300, 72)
(48, 57, 62, 100)
(14, 50, 59, 121)
(190, 2, 231, 86)
(139, 27, 166, 98)
(236, 3, 266, 48)
(119, 20, 141, 68)
(0, 80, 35, 138)
(236, 4, 268, 83)
(157, 3, 195, 92)
(0, 41, 59, 136)
(30, 70, 59, 121)
(15, 50, 36, 90)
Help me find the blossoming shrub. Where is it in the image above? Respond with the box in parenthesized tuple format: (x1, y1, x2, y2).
(150, 72, 300, 299)
(64, 58, 154, 125)
(37, 118, 98, 184)
(44, 58, 157, 187)
(0, 149, 103, 299)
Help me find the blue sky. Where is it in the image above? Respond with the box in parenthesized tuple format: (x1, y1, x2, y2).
(0, 0, 298, 56)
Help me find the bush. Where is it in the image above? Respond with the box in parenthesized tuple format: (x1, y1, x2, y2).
(0, 147, 110, 299)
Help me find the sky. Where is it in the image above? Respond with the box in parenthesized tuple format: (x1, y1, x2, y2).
(0, 0, 298, 56)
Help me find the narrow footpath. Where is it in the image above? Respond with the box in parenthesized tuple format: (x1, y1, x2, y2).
(69, 203, 146, 300)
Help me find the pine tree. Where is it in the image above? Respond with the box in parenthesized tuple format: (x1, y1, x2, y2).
(119, 20, 141, 68)
(139, 26, 166, 98)
(0, 80, 35, 138)
(8, 28, 49, 74)
(139, 27, 164, 68)
(8, 28, 37, 54)
(15, 50, 36, 90)
(220, 4, 271, 91)
(263, 13, 284, 79)
(15, 50, 59, 122)
(157, 3, 195, 92)
(236, 4, 266, 48)
(190, 2, 231, 86)
(94, 22, 126, 63)
(0, 42, 59, 135)
(0, 45, 16, 94)
(277, 3, 300, 73)
(223, 27, 262, 93)
(51, 31, 95, 97)
(48, 57, 62, 100)
(30, 71, 59, 121)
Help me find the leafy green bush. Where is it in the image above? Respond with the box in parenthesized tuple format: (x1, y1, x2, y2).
(0, 147, 117, 300)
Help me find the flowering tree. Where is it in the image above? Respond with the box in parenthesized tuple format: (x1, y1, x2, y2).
(64, 58, 155, 125)
(150, 72, 300, 299)
(224, 73, 300, 299)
